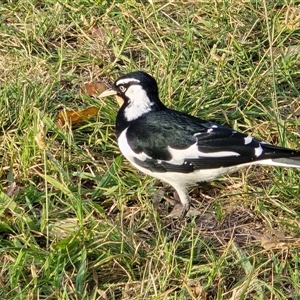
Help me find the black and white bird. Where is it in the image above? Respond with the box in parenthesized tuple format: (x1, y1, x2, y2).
(99, 71, 300, 218)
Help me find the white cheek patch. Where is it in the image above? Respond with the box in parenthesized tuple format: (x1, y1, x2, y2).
(124, 85, 154, 121)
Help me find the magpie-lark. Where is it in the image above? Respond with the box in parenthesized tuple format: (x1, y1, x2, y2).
(99, 71, 300, 218)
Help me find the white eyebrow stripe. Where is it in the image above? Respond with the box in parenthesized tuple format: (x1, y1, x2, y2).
(116, 78, 140, 85)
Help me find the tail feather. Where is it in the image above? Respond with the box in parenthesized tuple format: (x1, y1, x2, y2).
(271, 157, 300, 168)
(259, 143, 300, 168)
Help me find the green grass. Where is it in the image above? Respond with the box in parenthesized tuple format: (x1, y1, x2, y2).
(1, 0, 300, 299)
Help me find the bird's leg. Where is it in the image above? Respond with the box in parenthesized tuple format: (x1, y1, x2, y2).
(152, 184, 178, 205)
(166, 185, 191, 218)
(167, 185, 202, 219)
(154, 184, 201, 219)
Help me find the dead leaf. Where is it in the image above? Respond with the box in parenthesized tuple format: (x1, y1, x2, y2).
(55, 106, 99, 129)
(81, 82, 106, 97)
(270, 45, 300, 59)
(293, 99, 300, 117)
(50, 218, 79, 238)
(91, 26, 106, 40)
(6, 182, 19, 198)
(261, 235, 289, 250)
(35, 120, 46, 150)
(91, 25, 120, 42)
(184, 278, 207, 300)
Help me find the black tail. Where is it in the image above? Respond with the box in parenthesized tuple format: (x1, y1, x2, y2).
(258, 143, 300, 168)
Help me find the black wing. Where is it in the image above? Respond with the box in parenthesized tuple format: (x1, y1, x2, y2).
(126, 109, 300, 172)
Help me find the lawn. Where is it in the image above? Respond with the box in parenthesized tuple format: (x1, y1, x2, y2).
(1, 0, 300, 299)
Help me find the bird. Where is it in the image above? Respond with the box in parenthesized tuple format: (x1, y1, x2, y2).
(99, 71, 300, 219)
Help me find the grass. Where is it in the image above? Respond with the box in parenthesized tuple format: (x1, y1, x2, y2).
(1, 0, 300, 299)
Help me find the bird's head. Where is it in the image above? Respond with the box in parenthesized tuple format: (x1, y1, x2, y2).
(99, 71, 166, 121)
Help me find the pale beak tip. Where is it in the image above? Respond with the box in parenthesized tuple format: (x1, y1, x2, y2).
(98, 89, 118, 98)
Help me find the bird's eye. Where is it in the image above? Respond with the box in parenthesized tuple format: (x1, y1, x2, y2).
(119, 85, 126, 92)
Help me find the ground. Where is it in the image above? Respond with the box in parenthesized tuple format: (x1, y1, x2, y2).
(1, 1, 300, 299)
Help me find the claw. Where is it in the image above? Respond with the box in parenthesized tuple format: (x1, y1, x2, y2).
(180, 202, 191, 219)
(167, 202, 201, 219)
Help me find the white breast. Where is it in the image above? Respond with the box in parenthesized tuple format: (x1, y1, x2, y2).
(118, 127, 150, 165)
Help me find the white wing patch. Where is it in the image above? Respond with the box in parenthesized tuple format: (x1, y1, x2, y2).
(244, 136, 253, 145)
(124, 85, 154, 121)
(168, 143, 240, 165)
(255, 145, 263, 157)
(193, 132, 203, 136)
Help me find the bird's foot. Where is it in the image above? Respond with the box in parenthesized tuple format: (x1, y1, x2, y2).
(153, 185, 201, 219)
(152, 185, 177, 205)
(180, 202, 190, 219)
(167, 202, 201, 219)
